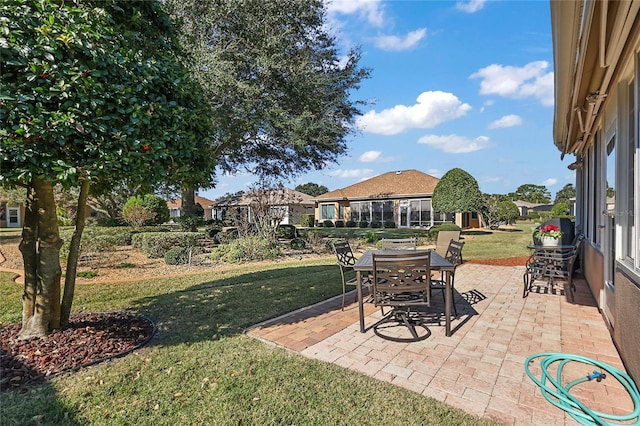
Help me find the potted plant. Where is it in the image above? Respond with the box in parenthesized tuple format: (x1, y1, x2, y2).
(534, 224, 564, 246)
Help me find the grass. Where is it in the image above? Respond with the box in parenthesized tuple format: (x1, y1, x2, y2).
(0, 223, 538, 425)
(0, 261, 497, 425)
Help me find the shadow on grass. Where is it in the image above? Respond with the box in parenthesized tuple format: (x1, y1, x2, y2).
(0, 360, 82, 425)
(131, 264, 345, 346)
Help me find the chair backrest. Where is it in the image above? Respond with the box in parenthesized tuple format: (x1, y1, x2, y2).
(444, 240, 465, 265)
(381, 237, 417, 250)
(372, 251, 431, 302)
(333, 240, 357, 267)
(435, 230, 461, 256)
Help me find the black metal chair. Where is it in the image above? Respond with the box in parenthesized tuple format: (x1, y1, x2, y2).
(430, 239, 464, 317)
(370, 251, 431, 342)
(523, 237, 581, 298)
(333, 240, 370, 310)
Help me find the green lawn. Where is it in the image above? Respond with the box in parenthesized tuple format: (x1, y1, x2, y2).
(0, 223, 538, 425)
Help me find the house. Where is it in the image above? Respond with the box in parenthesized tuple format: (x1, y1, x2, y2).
(513, 200, 554, 216)
(166, 195, 216, 221)
(212, 188, 314, 226)
(551, 0, 639, 381)
(0, 201, 23, 228)
(313, 169, 480, 229)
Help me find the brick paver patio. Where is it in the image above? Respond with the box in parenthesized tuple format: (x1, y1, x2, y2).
(246, 263, 635, 426)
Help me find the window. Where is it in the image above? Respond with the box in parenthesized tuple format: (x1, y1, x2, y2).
(338, 205, 345, 220)
(320, 204, 335, 220)
(618, 72, 637, 270)
(349, 200, 395, 224)
(350, 202, 361, 222)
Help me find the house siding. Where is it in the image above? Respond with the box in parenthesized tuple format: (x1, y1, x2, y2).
(551, 0, 640, 383)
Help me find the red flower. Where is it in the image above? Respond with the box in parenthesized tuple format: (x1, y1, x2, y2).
(142, 144, 150, 151)
(39, 73, 47, 79)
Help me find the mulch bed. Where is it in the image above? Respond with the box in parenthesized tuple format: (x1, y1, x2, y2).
(0, 311, 155, 392)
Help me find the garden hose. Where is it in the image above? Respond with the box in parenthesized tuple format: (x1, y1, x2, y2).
(525, 352, 640, 425)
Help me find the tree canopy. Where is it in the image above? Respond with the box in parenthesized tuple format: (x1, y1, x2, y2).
(554, 183, 576, 204)
(510, 184, 551, 204)
(165, 0, 370, 180)
(0, 0, 214, 336)
(295, 182, 329, 197)
(432, 168, 483, 213)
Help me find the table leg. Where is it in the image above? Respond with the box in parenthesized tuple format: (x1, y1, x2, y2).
(445, 269, 451, 337)
(357, 270, 365, 333)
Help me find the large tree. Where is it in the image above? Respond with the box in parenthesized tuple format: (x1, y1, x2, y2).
(432, 168, 484, 214)
(554, 183, 576, 204)
(510, 184, 551, 204)
(165, 0, 370, 206)
(1, 0, 214, 337)
(295, 182, 329, 197)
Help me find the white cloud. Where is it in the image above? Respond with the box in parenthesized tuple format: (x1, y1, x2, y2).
(488, 114, 523, 129)
(325, 0, 385, 27)
(470, 61, 554, 106)
(327, 168, 374, 178)
(541, 178, 558, 187)
(456, 0, 486, 13)
(359, 151, 381, 162)
(358, 150, 394, 163)
(356, 91, 472, 135)
(417, 134, 492, 153)
(374, 28, 427, 51)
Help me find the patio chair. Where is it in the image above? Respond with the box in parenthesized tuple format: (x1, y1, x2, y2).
(333, 240, 370, 310)
(370, 251, 432, 342)
(523, 244, 579, 298)
(435, 230, 461, 257)
(381, 237, 417, 250)
(430, 239, 464, 317)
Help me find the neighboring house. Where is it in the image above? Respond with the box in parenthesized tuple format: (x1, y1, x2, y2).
(513, 200, 549, 216)
(0, 201, 23, 228)
(166, 195, 216, 221)
(212, 188, 314, 226)
(313, 169, 480, 229)
(551, 0, 639, 381)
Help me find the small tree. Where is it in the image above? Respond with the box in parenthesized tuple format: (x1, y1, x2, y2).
(246, 181, 302, 243)
(122, 204, 156, 228)
(432, 168, 484, 215)
(482, 195, 520, 229)
(122, 195, 169, 227)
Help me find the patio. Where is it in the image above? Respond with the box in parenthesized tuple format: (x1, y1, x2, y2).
(246, 263, 634, 425)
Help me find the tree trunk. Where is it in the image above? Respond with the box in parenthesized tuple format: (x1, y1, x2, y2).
(180, 187, 197, 216)
(60, 179, 90, 327)
(19, 177, 63, 338)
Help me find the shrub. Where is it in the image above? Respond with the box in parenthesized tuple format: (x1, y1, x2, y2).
(358, 221, 369, 228)
(210, 236, 281, 263)
(290, 237, 306, 250)
(277, 224, 297, 239)
(136, 232, 205, 258)
(323, 220, 335, 228)
(383, 220, 396, 228)
(177, 214, 204, 232)
(364, 231, 377, 244)
(334, 220, 344, 228)
(164, 246, 188, 265)
(76, 270, 98, 279)
(96, 216, 126, 227)
(370, 221, 381, 228)
(300, 214, 314, 227)
(345, 220, 356, 228)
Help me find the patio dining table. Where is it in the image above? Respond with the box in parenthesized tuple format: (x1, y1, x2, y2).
(353, 249, 456, 337)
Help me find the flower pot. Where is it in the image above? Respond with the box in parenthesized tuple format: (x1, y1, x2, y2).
(541, 236, 560, 247)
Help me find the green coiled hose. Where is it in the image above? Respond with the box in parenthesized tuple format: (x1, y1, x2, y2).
(525, 352, 640, 425)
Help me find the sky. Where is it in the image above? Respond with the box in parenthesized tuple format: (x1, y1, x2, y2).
(200, 0, 574, 202)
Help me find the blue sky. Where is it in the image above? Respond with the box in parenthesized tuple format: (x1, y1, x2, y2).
(200, 0, 572, 201)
